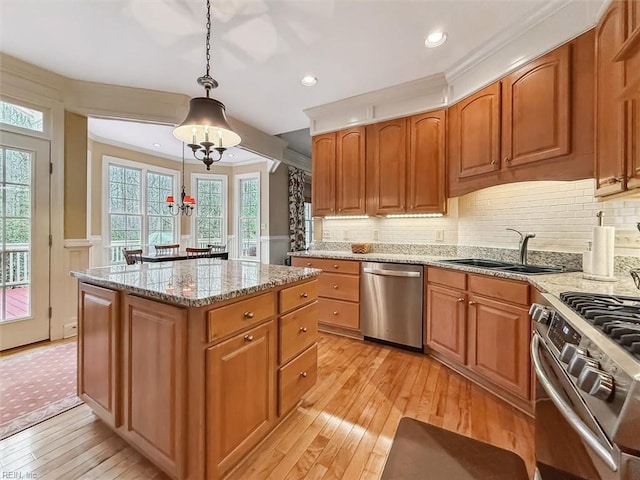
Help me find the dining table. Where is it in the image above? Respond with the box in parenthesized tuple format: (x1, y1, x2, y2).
(140, 250, 229, 262)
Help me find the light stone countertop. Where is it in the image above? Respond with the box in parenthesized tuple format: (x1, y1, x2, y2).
(71, 259, 322, 307)
(290, 250, 640, 298)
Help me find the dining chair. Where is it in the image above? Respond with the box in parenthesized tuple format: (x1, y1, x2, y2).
(186, 247, 213, 258)
(122, 248, 143, 265)
(207, 244, 227, 252)
(154, 244, 180, 255)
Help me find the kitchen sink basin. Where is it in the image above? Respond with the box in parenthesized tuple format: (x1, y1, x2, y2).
(439, 258, 565, 275)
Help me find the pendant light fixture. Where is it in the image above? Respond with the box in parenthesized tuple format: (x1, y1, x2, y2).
(166, 143, 196, 216)
(172, 0, 241, 170)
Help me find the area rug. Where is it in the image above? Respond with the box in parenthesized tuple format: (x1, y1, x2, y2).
(0, 340, 83, 440)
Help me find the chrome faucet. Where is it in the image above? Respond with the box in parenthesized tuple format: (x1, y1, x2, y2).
(506, 228, 536, 265)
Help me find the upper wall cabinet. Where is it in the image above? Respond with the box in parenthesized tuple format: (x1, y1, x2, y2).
(449, 31, 595, 197)
(311, 127, 366, 217)
(623, 0, 640, 190)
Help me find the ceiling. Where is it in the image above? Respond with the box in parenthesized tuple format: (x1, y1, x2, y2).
(0, 0, 578, 138)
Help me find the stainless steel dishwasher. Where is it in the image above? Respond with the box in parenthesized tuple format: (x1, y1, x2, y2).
(360, 262, 424, 350)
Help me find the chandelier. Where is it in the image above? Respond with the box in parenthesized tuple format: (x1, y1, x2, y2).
(172, 0, 241, 170)
(166, 143, 196, 216)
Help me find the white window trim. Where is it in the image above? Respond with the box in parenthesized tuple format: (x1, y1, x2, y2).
(101, 155, 179, 257)
(0, 96, 52, 140)
(190, 172, 228, 248)
(234, 172, 260, 262)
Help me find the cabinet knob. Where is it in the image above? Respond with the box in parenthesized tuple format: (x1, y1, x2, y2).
(244, 311, 254, 319)
(604, 177, 623, 185)
(504, 157, 511, 163)
(300, 292, 308, 298)
(306, 262, 312, 267)
(333, 264, 339, 269)
(299, 326, 308, 333)
(468, 301, 476, 306)
(300, 371, 308, 378)
(244, 334, 254, 342)
(491, 159, 498, 165)
(333, 285, 339, 289)
(333, 311, 338, 315)
(457, 297, 465, 303)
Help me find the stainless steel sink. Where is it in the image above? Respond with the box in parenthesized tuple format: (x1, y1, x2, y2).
(439, 258, 564, 275)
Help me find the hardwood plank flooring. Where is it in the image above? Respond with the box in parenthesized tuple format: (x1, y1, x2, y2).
(0, 333, 534, 479)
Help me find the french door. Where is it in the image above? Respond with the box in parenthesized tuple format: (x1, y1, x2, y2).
(0, 130, 50, 350)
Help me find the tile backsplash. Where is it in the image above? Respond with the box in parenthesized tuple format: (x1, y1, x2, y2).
(320, 179, 640, 256)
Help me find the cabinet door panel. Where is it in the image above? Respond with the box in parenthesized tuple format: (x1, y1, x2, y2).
(123, 296, 187, 479)
(312, 133, 336, 216)
(78, 283, 119, 428)
(367, 118, 407, 214)
(336, 127, 366, 215)
(453, 83, 501, 179)
(426, 284, 466, 364)
(502, 45, 571, 167)
(206, 321, 276, 478)
(629, 96, 639, 190)
(595, 1, 628, 196)
(408, 110, 446, 213)
(468, 295, 530, 400)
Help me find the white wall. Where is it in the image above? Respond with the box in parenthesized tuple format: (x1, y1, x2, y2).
(320, 180, 640, 256)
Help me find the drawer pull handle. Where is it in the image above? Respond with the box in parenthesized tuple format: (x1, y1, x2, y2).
(300, 371, 308, 378)
(244, 335, 254, 342)
(457, 298, 465, 303)
(300, 292, 308, 298)
(333, 311, 338, 315)
(299, 326, 308, 333)
(333, 285, 339, 289)
(244, 311, 254, 319)
(468, 301, 476, 306)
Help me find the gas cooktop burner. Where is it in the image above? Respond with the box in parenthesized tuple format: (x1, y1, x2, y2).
(560, 292, 640, 360)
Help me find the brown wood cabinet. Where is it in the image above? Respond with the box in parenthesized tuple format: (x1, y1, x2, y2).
(449, 31, 594, 197)
(311, 127, 366, 216)
(206, 320, 276, 478)
(425, 268, 532, 410)
(77, 283, 120, 429)
(122, 295, 187, 479)
(291, 257, 360, 332)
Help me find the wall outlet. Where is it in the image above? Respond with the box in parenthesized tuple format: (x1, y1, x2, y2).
(614, 229, 640, 249)
(63, 322, 77, 338)
(373, 229, 379, 241)
(435, 229, 444, 242)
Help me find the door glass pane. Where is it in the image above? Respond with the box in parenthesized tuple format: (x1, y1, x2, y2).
(0, 147, 32, 321)
(108, 165, 142, 263)
(0, 101, 44, 132)
(239, 178, 258, 258)
(195, 177, 225, 246)
(146, 172, 174, 245)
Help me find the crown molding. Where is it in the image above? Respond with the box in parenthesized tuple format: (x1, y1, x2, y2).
(282, 148, 311, 173)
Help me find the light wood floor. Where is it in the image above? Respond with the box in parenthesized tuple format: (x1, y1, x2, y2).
(0, 333, 534, 480)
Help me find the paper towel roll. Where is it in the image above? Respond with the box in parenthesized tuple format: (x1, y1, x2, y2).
(591, 226, 615, 278)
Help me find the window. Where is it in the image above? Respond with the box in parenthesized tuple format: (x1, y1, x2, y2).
(192, 174, 227, 247)
(104, 157, 177, 263)
(304, 202, 313, 248)
(236, 173, 260, 260)
(0, 100, 44, 132)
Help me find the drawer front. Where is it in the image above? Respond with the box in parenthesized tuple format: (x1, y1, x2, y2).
(207, 292, 276, 342)
(427, 267, 466, 290)
(318, 298, 359, 330)
(468, 274, 529, 305)
(279, 280, 318, 314)
(291, 257, 360, 275)
(278, 343, 318, 416)
(318, 273, 360, 302)
(279, 301, 319, 364)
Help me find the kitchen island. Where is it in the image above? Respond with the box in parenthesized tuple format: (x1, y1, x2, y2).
(71, 258, 321, 480)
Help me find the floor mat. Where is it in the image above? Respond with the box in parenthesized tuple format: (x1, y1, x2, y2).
(0, 341, 82, 440)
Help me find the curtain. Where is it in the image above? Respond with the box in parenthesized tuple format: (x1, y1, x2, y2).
(288, 166, 306, 252)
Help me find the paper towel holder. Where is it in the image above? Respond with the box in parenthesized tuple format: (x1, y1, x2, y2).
(596, 210, 604, 226)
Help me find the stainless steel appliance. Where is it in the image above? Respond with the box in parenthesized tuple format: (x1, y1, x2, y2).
(529, 292, 640, 480)
(361, 262, 423, 350)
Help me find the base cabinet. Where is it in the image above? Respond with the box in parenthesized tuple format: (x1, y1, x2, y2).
(206, 321, 276, 479)
(425, 284, 466, 364)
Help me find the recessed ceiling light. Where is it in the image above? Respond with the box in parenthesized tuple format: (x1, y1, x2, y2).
(301, 75, 318, 87)
(152, 143, 161, 147)
(425, 31, 447, 48)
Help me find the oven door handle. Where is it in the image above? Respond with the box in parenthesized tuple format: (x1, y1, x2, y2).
(531, 334, 618, 472)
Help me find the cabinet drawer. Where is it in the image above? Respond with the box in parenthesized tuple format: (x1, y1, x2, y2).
(292, 257, 360, 275)
(207, 292, 276, 342)
(279, 302, 319, 364)
(318, 298, 359, 330)
(279, 343, 318, 416)
(279, 280, 317, 314)
(319, 273, 360, 302)
(468, 275, 529, 306)
(428, 267, 466, 290)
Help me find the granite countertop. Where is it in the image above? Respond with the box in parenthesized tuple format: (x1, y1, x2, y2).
(71, 259, 322, 307)
(290, 250, 640, 298)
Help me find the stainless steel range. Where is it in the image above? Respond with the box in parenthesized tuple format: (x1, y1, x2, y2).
(530, 292, 640, 480)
